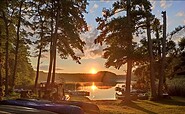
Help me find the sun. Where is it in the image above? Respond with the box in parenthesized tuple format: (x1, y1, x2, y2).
(90, 68, 97, 74)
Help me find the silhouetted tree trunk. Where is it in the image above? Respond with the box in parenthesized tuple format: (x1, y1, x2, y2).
(155, 20, 162, 91)
(44, 0, 88, 89)
(35, 47, 42, 89)
(125, 0, 133, 103)
(46, 1, 54, 89)
(34, 3, 45, 90)
(2, 9, 10, 96)
(51, 48, 56, 84)
(47, 40, 53, 87)
(46, 0, 60, 88)
(158, 11, 167, 98)
(12, 1, 23, 91)
(156, 21, 162, 83)
(146, 17, 157, 100)
(0, 28, 3, 100)
(51, 1, 60, 85)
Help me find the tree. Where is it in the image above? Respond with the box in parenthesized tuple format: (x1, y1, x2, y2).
(51, 0, 88, 84)
(49, 0, 60, 85)
(46, 0, 55, 89)
(169, 25, 185, 77)
(151, 18, 163, 98)
(95, 0, 154, 102)
(0, 0, 11, 95)
(14, 43, 35, 87)
(136, 0, 159, 100)
(0, 22, 3, 99)
(134, 23, 182, 99)
(0, 0, 35, 94)
(146, 16, 157, 100)
(31, 1, 50, 90)
(95, 7, 133, 103)
(28, 0, 88, 89)
(158, 11, 167, 98)
(125, 0, 133, 103)
(12, 0, 23, 91)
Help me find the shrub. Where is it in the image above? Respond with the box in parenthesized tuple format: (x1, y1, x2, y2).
(167, 76, 185, 97)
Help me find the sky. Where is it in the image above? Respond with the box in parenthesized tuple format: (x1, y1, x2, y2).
(30, 0, 185, 75)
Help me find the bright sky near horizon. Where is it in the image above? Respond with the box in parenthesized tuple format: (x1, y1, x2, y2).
(30, 0, 185, 75)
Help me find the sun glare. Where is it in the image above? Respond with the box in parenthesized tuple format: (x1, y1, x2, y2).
(90, 68, 97, 74)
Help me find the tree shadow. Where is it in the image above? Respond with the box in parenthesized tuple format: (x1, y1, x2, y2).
(140, 97, 185, 106)
(154, 98, 185, 106)
(142, 101, 159, 106)
(122, 101, 157, 114)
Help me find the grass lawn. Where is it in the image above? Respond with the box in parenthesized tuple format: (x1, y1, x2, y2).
(70, 96, 185, 114)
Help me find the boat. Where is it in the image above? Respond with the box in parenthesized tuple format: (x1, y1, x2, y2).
(0, 105, 57, 114)
(57, 101, 100, 114)
(115, 89, 148, 100)
(66, 90, 90, 96)
(0, 99, 84, 114)
(17, 98, 100, 114)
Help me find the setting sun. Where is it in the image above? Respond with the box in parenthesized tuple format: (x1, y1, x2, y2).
(90, 68, 97, 74)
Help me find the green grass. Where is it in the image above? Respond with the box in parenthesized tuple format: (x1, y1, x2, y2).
(71, 96, 185, 114)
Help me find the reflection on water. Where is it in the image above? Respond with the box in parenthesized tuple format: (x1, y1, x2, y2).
(79, 82, 125, 100)
(91, 82, 97, 91)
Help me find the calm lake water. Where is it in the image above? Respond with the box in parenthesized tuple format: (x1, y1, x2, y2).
(79, 83, 126, 100)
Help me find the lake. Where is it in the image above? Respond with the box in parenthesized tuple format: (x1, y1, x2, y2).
(79, 82, 126, 100)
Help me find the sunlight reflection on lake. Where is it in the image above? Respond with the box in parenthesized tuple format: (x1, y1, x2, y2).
(79, 83, 125, 100)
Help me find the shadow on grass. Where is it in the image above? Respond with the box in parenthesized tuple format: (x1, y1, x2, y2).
(122, 101, 157, 114)
(154, 97, 185, 106)
(142, 100, 159, 106)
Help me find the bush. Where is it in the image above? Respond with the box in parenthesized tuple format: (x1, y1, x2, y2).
(167, 77, 185, 97)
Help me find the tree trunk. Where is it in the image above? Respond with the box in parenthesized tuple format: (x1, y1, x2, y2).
(124, 0, 133, 103)
(0, 28, 3, 99)
(46, 1, 60, 88)
(2, 10, 9, 96)
(51, 1, 60, 85)
(46, 42, 53, 88)
(125, 60, 132, 102)
(158, 11, 167, 98)
(146, 17, 157, 100)
(46, 1, 54, 89)
(12, 1, 23, 91)
(154, 19, 162, 97)
(0, 29, 2, 86)
(34, 47, 42, 90)
(156, 23, 162, 79)
(34, 4, 44, 91)
(51, 47, 56, 84)
(156, 26, 161, 58)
